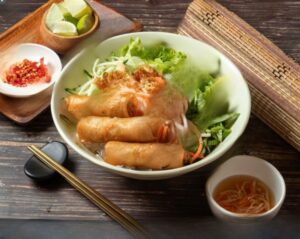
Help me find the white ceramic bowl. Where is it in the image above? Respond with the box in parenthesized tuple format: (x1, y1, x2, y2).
(206, 155, 286, 222)
(51, 32, 251, 180)
(0, 43, 62, 98)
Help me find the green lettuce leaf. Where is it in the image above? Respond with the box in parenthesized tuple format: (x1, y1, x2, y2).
(181, 73, 239, 155)
(186, 77, 230, 130)
(117, 37, 186, 74)
(168, 61, 215, 101)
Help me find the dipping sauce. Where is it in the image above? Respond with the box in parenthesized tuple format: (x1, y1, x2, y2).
(3, 58, 51, 87)
(213, 175, 274, 214)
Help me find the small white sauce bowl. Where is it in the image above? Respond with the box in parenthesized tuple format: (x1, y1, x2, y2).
(0, 43, 62, 98)
(206, 155, 286, 223)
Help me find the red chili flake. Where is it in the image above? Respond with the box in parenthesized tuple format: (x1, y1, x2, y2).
(3, 58, 51, 87)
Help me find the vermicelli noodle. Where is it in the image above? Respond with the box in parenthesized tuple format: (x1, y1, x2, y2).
(213, 175, 274, 214)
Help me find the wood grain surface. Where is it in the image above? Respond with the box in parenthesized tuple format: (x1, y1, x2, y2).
(0, 0, 299, 224)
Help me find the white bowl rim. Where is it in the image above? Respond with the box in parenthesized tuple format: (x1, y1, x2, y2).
(0, 43, 62, 98)
(51, 31, 251, 178)
(206, 155, 286, 219)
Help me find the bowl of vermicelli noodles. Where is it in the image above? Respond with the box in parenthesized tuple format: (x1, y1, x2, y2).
(51, 32, 251, 180)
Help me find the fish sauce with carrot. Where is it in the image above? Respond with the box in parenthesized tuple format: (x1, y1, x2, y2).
(213, 175, 274, 214)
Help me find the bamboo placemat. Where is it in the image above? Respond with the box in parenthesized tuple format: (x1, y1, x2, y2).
(177, 0, 300, 151)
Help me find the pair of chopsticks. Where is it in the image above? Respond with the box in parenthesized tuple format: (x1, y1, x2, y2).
(28, 145, 150, 239)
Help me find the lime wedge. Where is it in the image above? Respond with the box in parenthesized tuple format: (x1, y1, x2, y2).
(57, 2, 79, 26)
(64, 14, 79, 26)
(64, 0, 92, 19)
(45, 3, 64, 31)
(52, 21, 78, 36)
(57, 2, 69, 17)
(77, 14, 94, 34)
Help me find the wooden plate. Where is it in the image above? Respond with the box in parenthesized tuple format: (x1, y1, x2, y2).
(0, 0, 142, 124)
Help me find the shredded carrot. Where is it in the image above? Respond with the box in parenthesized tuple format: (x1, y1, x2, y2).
(161, 125, 169, 142)
(191, 139, 204, 162)
(157, 124, 169, 142)
(214, 177, 273, 214)
(157, 126, 164, 142)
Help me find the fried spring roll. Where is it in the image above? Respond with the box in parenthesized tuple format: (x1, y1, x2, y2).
(77, 116, 176, 144)
(65, 90, 144, 120)
(104, 142, 186, 169)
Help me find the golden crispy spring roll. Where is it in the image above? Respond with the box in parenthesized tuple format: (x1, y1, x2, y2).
(104, 142, 186, 169)
(65, 90, 144, 120)
(77, 116, 176, 144)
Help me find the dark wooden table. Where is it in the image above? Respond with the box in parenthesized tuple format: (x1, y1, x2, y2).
(0, 1, 299, 238)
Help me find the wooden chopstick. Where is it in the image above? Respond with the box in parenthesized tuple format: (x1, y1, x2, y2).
(28, 145, 150, 239)
(27, 146, 142, 238)
(28, 145, 148, 238)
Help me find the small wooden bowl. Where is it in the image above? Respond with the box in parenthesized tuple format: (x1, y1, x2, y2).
(40, 11, 100, 54)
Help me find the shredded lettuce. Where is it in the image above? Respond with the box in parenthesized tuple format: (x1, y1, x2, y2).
(202, 118, 237, 155)
(65, 69, 100, 96)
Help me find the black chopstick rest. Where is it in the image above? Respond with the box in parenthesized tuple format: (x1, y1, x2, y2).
(24, 141, 68, 181)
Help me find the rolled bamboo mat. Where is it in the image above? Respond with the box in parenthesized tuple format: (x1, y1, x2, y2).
(177, 0, 300, 151)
